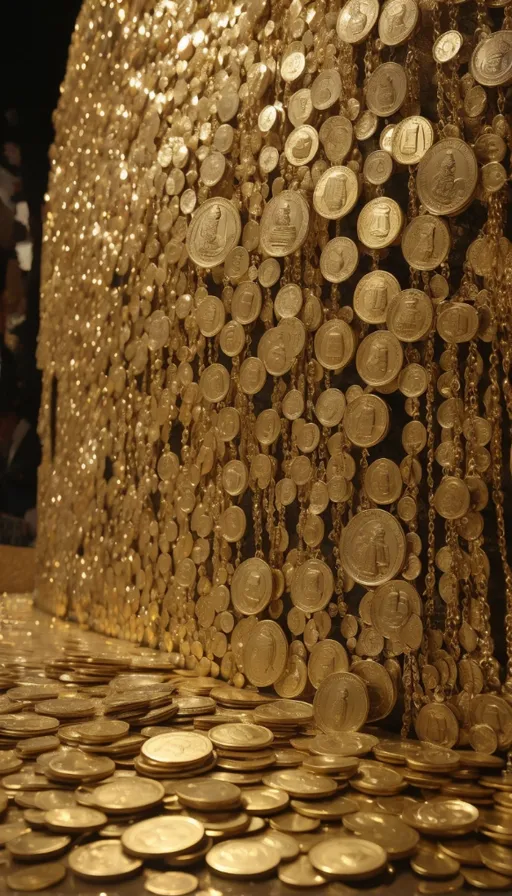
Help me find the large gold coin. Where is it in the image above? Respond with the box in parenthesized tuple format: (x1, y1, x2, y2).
(470, 32, 512, 87)
(260, 190, 309, 257)
(92, 777, 165, 813)
(186, 197, 241, 268)
(313, 671, 369, 734)
(69, 840, 142, 880)
(378, 0, 419, 46)
(415, 703, 460, 748)
(122, 816, 204, 858)
(7, 831, 71, 860)
(206, 838, 280, 877)
(230, 558, 273, 616)
(309, 836, 387, 880)
(337, 0, 379, 44)
(243, 621, 288, 687)
(417, 139, 478, 216)
(340, 508, 406, 587)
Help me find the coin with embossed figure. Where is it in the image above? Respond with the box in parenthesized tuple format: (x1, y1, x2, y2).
(186, 197, 241, 268)
(314, 671, 369, 734)
(341, 508, 406, 587)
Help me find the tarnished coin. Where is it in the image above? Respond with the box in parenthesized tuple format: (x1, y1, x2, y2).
(366, 63, 407, 116)
(144, 871, 198, 896)
(411, 847, 461, 878)
(417, 139, 478, 217)
(6, 863, 67, 892)
(320, 237, 358, 283)
(186, 197, 241, 268)
(122, 816, 204, 858)
(290, 559, 333, 613)
(230, 558, 273, 616)
(243, 621, 288, 687)
(401, 216, 450, 272)
(260, 190, 309, 258)
(206, 838, 280, 877)
(340, 508, 406, 587)
(379, 0, 419, 46)
(69, 839, 142, 879)
(313, 671, 369, 734)
(309, 836, 387, 879)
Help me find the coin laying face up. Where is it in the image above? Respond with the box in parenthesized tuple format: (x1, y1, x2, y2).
(206, 838, 281, 877)
(122, 816, 205, 858)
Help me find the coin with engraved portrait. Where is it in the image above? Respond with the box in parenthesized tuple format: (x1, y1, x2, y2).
(366, 63, 407, 116)
(69, 840, 142, 880)
(337, 0, 379, 44)
(341, 508, 406, 587)
(344, 394, 389, 447)
(274, 283, 302, 319)
(433, 30, 463, 64)
(231, 558, 273, 616)
(356, 331, 403, 387)
(308, 640, 349, 688)
(314, 671, 369, 734)
(319, 115, 353, 163)
(260, 191, 309, 257)
(186, 197, 241, 268)
(386, 289, 434, 341)
(470, 31, 512, 87)
(285, 125, 319, 166)
(196, 295, 225, 337)
(290, 559, 334, 613)
(365, 458, 402, 505)
(243, 621, 288, 687)
(401, 216, 450, 272)
(357, 197, 403, 249)
(313, 166, 359, 220)
(417, 139, 478, 216)
(353, 270, 400, 324)
(220, 320, 245, 356)
(320, 237, 358, 283)
(415, 704, 460, 749)
(378, 0, 419, 47)
(434, 476, 471, 520)
(391, 116, 434, 165)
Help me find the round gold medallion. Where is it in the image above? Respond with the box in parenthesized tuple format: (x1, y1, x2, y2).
(340, 509, 406, 587)
(260, 191, 309, 258)
(417, 139, 478, 216)
(186, 197, 241, 268)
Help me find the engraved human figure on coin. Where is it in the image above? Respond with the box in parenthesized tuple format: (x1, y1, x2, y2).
(308, 640, 349, 688)
(186, 197, 241, 268)
(319, 116, 353, 163)
(337, 0, 379, 44)
(366, 63, 407, 116)
(344, 394, 389, 447)
(313, 167, 358, 220)
(260, 191, 309, 257)
(386, 289, 433, 341)
(417, 139, 477, 216)
(320, 237, 358, 283)
(313, 671, 369, 733)
(291, 559, 334, 613)
(231, 558, 273, 616)
(378, 0, 418, 47)
(353, 271, 400, 324)
(340, 509, 406, 586)
(243, 621, 288, 687)
(401, 216, 450, 272)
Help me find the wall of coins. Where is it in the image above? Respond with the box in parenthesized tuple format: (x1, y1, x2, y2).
(37, 0, 512, 749)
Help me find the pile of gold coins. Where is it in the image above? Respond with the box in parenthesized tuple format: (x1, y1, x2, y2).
(36, 0, 512, 790)
(0, 600, 512, 893)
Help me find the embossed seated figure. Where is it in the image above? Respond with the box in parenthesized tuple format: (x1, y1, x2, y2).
(415, 219, 436, 262)
(303, 566, 323, 604)
(357, 522, 390, 578)
(348, 0, 367, 36)
(375, 73, 396, 111)
(259, 626, 277, 673)
(199, 203, 226, 258)
(270, 202, 297, 251)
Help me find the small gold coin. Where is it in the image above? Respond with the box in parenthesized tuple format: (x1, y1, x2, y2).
(353, 270, 400, 324)
(7, 862, 66, 892)
(122, 816, 205, 858)
(209, 723, 273, 751)
(313, 166, 359, 220)
(320, 237, 359, 283)
(479, 843, 512, 876)
(417, 873, 465, 894)
(309, 836, 387, 880)
(284, 125, 319, 167)
(461, 867, 512, 890)
(269, 811, 320, 833)
(144, 871, 198, 896)
(230, 558, 273, 616)
(307, 639, 349, 688)
(278, 854, 327, 888)
(69, 839, 142, 880)
(206, 838, 280, 877)
(263, 769, 337, 799)
(7, 831, 71, 860)
(366, 63, 407, 116)
(250, 830, 299, 861)
(319, 115, 353, 163)
(44, 806, 107, 832)
(141, 732, 213, 766)
(415, 703, 460, 748)
(365, 458, 402, 505)
(433, 30, 463, 64)
(392, 116, 434, 165)
(241, 787, 289, 815)
(411, 847, 461, 878)
(357, 197, 403, 249)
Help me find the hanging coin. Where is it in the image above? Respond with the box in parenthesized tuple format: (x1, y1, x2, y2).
(313, 166, 359, 220)
(401, 216, 450, 271)
(231, 558, 273, 616)
(284, 126, 319, 167)
(290, 559, 334, 613)
(314, 319, 355, 370)
(243, 621, 288, 687)
(417, 139, 478, 216)
(386, 290, 434, 341)
(365, 458, 402, 505)
(320, 237, 358, 283)
(344, 394, 390, 447)
(366, 63, 408, 117)
(391, 116, 434, 165)
(470, 32, 512, 87)
(337, 0, 379, 44)
(378, 0, 419, 46)
(319, 116, 353, 164)
(313, 671, 369, 734)
(357, 197, 403, 249)
(186, 198, 241, 268)
(340, 509, 406, 587)
(356, 331, 403, 387)
(353, 271, 400, 324)
(260, 191, 309, 258)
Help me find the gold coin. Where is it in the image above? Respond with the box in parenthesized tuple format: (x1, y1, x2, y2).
(44, 806, 107, 832)
(263, 769, 337, 799)
(313, 166, 359, 220)
(480, 843, 512, 876)
(319, 115, 353, 163)
(281, 42, 306, 83)
(344, 394, 390, 447)
(292, 794, 359, 819)
(260, 190, 309, 258)
(69, 839, 142, 880)
(437, 301, 479, 343)
(417, 874, 465, 894)
(7, 831, 71, 860)
(340, 508, 406, 587)
(434, 476, 471, 521)
(365, 458, 402, 505)
(122, 816, 204, 858)
(391, 115, 434, 165)
(313, 671, 369, 734)
(337, 0, 379, 44)
(438, 838, 485, 866)
(315, 388, 346, 427)
(433, 30, 463, 64)
(403, 798, 479, 835)
(415, 703, 460, 748)
(174, 779, 241, 810)
(6, 863, 66, 892)
(470, 694, 512, 749)
(311, 69, 342, 110)
(144, 871, 198, 896)
(250, 830, 299, 861)
(357, 197, 403, 249)
(309, 836, 387, 880)
(378, 0, 419, 46)
(343, 810, 419, 857)
(284, 125, 319, 167)
(186, 197, 241, 268)
(461, 867, 512, 890)
(366, 63, 407, 116)
(274, 283, 303, 319)
(199, 363, 230, 402)
(411, 847, 461, 879)
(206, 838, 280, 877)
(353, 270, 400, 324)
(240, 787, 289, 815)
(269, 811, 320, 833)
(352, 660, 396, 722)
(314, 318, 355, 370)
(363, 149, 393, 185)
(209, 723, 273, 751)
(399, 362, 428, 397)
(401, 216, 450, 272)
(356, 331, 403, 387)
(288, 88, 313, 127)
(141, 731, 213, 766)
(307, 639, 349, 688)
(470, 32, 512, 87)
(320, 237, 359, 283)
(278, 854, 327, 887)
(290, 559, 333, 613)
(230, 558, 273, 616)
(417, 139, 478, 216)
(92, 777, 165, 813)
(243, 621, 288, 687)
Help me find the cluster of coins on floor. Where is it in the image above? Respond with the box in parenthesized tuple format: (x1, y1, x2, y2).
(36, 0, 512, 755)
(3, 662, 512, 895)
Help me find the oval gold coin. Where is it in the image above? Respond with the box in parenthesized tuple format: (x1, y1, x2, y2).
(141, 731, 213, 765)
(357, 197, 403, 249)
(92, 777, 165, 814)
(344, 394, 390, 447)
(417, 139, 478, 217)
(353, 270, 400, 324)
(340, 508, 406, 587)
(7, 862, 67, 892)
(259, 190, 309, 258)
(243, 621, 288, 687)
(209, 722, 274, 751)
(186, 197, 241, 268)
(313, 671, 369, 734)
(144, 871, 198, 896)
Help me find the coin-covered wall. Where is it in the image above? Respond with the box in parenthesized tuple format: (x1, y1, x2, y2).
(37, 0, 512, 748)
